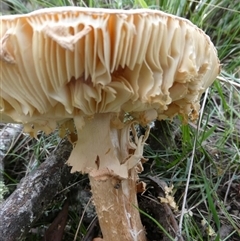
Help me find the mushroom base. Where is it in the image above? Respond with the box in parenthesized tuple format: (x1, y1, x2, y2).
(89, 168, 146, 241)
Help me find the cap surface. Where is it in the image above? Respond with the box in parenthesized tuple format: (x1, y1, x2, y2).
(0, 7, 220, 130)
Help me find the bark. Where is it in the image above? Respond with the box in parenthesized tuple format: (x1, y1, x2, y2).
(0, 124, 23, 203)
(0, 141, 72, 241)
(0, 123, 23, 162)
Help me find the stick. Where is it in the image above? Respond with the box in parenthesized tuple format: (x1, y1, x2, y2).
(0, 140, 72, 241)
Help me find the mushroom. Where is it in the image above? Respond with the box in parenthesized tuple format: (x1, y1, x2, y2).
(0, 7, 220, 241)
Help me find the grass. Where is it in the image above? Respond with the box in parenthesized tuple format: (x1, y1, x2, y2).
(1, 0, 240, 240)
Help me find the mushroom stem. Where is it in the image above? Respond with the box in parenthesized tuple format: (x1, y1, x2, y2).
(89, 169, 146, 241)
(67, 113, 147, 241)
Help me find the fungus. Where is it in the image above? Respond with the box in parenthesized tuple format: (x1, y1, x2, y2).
(0, 7, 220, 241)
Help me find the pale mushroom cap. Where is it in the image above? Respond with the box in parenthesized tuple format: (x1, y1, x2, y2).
(0, 7, 220, 130)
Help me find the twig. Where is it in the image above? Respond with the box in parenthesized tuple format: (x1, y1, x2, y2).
(74, 197, 93, 241)
(82, 216, 99, 241)
(178, 88, 210, 238)
(217, 76, 240, 88)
